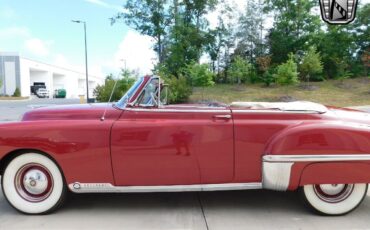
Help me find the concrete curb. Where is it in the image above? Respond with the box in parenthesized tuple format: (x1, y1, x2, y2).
(0, 97, 32, 102)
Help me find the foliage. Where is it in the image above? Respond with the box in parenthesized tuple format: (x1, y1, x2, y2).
(113, 1, 370, 102)
(227, 56, 251, 84)
(274, 54, 299, 85)
(94, 73, 135, 102)
(235, 0, 264, 61)
(111, 0, 170, 63)
(163, 75, 192, 103)
(265, 0, 321, 64)
(256, 56, 272, 73)
(300, 46, 323, 82)
(185, 62, 215, 87)
(260, 70, 276, 87)
(12, 88, 21, 97)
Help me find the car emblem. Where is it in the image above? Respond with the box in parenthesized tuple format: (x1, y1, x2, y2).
(319, 0, 358, 24)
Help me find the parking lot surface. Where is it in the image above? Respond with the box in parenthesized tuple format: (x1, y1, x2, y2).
(0, 99, 370, 229)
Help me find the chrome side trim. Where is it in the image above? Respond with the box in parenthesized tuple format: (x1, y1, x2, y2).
(232, 110, 322, 114)
(262, 162, 293, 191)
(263, 154, 370, 163)
(69, 182, 262, 193)
(125, 108, 231, 113)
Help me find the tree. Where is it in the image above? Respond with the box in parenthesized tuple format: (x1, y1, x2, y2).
(185, 62, 214, 87)
(314, 26, 355, 79)
(227, 56, 251, 84)
(163, 0, 218, 76)
(94, 72, 136, 102)
(257, 55, 275, 86)
(111, 0, 171, 63)
(275, 54, 299, 85)
(300, 46, 323, 84)
(265, 0, 321, 64)
(235, 0, 264, 62)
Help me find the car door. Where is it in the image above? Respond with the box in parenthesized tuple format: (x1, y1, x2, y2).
(110, 105, 234, 186)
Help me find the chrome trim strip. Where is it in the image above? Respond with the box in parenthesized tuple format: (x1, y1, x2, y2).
(125, 108, 231, 113)
(232, 110, 322, 114)
(69, 182, 262, 193)
(262, 162, 293, 191)
(263, 154, 370, 163)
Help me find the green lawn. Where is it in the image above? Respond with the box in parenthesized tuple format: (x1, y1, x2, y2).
(190, 77, 370, 107)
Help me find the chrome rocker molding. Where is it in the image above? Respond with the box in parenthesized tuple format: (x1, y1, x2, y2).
(262, 154, 370, 191)
(70, 154, 370, 193)
(263, 154, 370, 162)
(69, 182, 262, 193)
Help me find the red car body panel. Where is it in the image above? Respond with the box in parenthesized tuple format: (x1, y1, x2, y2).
(0, 75, 369, 192)
(111, 106, 234, 185)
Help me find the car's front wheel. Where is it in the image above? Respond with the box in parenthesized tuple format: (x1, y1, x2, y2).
(300, 183, 368, 215)
(2, 153, 66, 214)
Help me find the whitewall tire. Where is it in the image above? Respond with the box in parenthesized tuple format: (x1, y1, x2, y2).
(2, 153, 66, 214)
(300, 183, 368, 215)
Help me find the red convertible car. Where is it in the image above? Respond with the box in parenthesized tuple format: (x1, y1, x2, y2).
(1, 75, 370, 215)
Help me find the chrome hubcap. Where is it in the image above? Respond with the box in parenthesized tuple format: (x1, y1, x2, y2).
(314, 184, 354, 203)
(15, 164, 53, 202)
(23, 169, 49, 195)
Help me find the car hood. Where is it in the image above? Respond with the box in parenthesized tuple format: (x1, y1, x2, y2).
(22, 103, 122, 121)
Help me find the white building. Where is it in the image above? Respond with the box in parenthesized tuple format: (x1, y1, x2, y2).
(0, 52, 104, 98)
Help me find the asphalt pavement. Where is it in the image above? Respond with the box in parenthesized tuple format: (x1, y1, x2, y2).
(0, 98, 370, 229)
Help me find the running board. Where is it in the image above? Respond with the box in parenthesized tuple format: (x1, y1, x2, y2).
(68, 182, 262, 193)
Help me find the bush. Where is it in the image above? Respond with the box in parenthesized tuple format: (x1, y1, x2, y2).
(12, 88, 21, 97)
(227, 56, 251, 84)
(275, 54, 299, 85)
(300, 46, 323, 82)
(185, 62, 215, 87)
(94, 74, 135, 102)
(164, 75, 192, 103)
(260, 70, 276, 87)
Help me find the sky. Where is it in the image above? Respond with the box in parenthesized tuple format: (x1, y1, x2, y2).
(0, 0, 368, 78)
(0, 0, 158, 77)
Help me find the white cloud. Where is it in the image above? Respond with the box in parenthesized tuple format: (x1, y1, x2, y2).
(113, 30, 157, 75)
(84, 0, 124, 12)
(24, 38, 53, 57)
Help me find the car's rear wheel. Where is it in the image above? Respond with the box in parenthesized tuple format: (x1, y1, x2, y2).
(300, 183, 368, 215)
(2, 153, 66, 214)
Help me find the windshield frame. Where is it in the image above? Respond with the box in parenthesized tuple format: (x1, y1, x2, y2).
(114, 77, 145, 109)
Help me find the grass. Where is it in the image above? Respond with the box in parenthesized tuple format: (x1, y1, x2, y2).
(190, 77, 370, 107)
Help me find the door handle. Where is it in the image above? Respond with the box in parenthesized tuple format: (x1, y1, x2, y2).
(213, 114, 232, 120)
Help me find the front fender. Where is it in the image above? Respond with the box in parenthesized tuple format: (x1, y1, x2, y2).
(0, 120, 115, 185)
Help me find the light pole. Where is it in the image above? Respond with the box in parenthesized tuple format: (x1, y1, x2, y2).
(72, 20, 90, 102)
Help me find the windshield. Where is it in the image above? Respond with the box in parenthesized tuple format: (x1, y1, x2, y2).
(115, 77, 144, 109)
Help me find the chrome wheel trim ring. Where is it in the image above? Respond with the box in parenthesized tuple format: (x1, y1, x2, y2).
(313, 184, 354, 203)
(14, 163, 54, 203)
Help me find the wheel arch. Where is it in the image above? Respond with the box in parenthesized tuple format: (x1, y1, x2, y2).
(0, 149, 66, 182)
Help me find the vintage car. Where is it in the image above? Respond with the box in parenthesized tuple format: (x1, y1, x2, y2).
(0, 75, 370, 215)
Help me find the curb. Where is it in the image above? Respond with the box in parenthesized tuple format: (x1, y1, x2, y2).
(0, 97, 32, 102)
